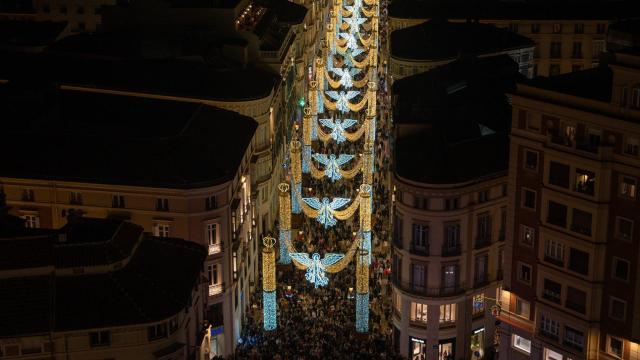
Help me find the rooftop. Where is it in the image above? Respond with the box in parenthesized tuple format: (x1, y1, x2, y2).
(390, 19, 533, 61)
(393, 55, 516, 184)
(0, 218, 206, 336)
(0, 51, 279, 102)
(524, 66, 613, 102)
(0, 89, 257, 188)
(389, 0, 640, 21)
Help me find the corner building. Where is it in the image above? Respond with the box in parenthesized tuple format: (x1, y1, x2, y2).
(500, 49, 640, 360)
(390, 55, 520, 360)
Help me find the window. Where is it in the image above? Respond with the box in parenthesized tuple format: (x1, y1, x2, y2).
(112, 194, 125, 208)
(473, 294, 485, 315)
(89, 331, 111, 347)
(624, 137, 639, 156)
(524, 150, 539, 171)
(521, 188, 536, 210)
(526, 116, 541, 131)
(155, 223, 170, 238)
(545, 348, 563, 360)
(531, 24, 540, 33)
(553, 23, 562, 33)
(568, 248, 589, 275)
(393, 290, 401, 314)
(206, 223, 220, 254)
(69, 191, 82, 205)
(205, 195, 218, 210)
(499, 207, 506, 240)
(156, 198, 169, 211)
(439, 303, 456, 323)
(442, 264, 458, 291)
(516, 298, 530, 318)
(540, 313, 560, 339)
(543, 278, 562, 303)
(410, 302, 428, 323)
(22, 189, 34, 201)
(393, 216, 403, 248)
(512, 334, 532, 354)
(612, 257, 630, 281)
(411, 224, 429, 253)
(549, 161, 570, 188)
(413, 196, 429, 210)
(549, 64, 561, 76)
(478, 190, 489, 203)
(609, 297, 627, 321)
(21, 214, 40, 228)
(564, 326, 584, 351)
(622, 86, 629, 107)
(574, 23, 584, 34)
(476, 213, 492, 244)
(571, 208, 592, 236)
(550, 42, 562, 58)
(521, 225, 535, 246)
(518, 262, 532, 284)
(566, 286, 587, 314)
(444, 197, 459, 210)
(509, 23, 518, 33)
(169, 317, 178, 334)
(575, 169, 595, 195)
(608, 335, 624, 359)
(620, 176, 637, 198)
(411, 263, 425, 290)
(615, 217, 633, 241)
(597, 23, 606, 34)
(148, 323, 168, 341)
(632, 87, 640, 109)
(444, 223, 460, 252)
(474, 255, 489, 284)
(572, 42, 582, 58)
(544, 239, 564, 265)
(547, 201, 567, 227)
(232, 251, 238, 280)
(207, 264, 219, 285)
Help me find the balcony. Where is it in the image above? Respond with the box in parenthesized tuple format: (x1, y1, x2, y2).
(575, 139, 599, 154)
(570, 224, 591, 236)
(542, 289, 561, 304)
(543, 255, 564, 267)
(474, 236, 491, 250)
(391, 278, 465, 297)
(539, 329, 559, 342)
(441, 246, 461, 257)
(409, 245, 429, 256)
(209, 283, 224, 297)
(474, 274, 490, 288)
(565, 300, 586, 314)
(208, 243, 222, 256)
(549, 132, 573, 147)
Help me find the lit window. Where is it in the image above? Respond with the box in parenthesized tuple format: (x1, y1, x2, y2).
(520, 225, 535, 247)
(544, 239, 564, 265)
(410, 302, 427, 323)
(439, 303, 456, 323)
(112, 194, 125, 208)
(544, 347, 563, 360)
(516, 297, 530, 318)
(154, 223, 170, 238)
(512, 334, 531, 354)
(540, 313, 560, 339)
(608, 335, 624, 359)
(620, 176, 637, 198)
(575, 169, 595, 195)
(21, 214, 40, 229)
(207, 223, 220, 254)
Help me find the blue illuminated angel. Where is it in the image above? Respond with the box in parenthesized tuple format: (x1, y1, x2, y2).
(301, 197, 351, 228)
(330, 66, 361, 88)
(325, 90, 360, 113)
(312, 153, 355, 181)
(339, 32, 359, 52)
(289, 252, 345, 288)
(318, 118, 358, 143)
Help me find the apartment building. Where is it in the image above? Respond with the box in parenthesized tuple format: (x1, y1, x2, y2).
(0, 89, 258, 357)
(389, 19, 534, 80)
(0, 212, 208, 360)
(500, 49, 640, 360)
(387, 0, 639, 77)
(390, 55, 519, 360)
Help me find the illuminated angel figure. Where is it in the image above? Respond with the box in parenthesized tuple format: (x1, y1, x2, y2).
(330, 66, 361, 88)
(302, 197, 350, 228)
(318, 118, 358, 143)
(289, 253, 345, 288)
(344, 7, 366, 33)
(325, 90, 360, 113)
(312, 153, 355, 181)
(339, 32, 359, 52)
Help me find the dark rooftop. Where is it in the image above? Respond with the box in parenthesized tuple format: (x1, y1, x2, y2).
(0, 51, 279, 102)
(0, 89, 257, 188)
(389, 0, 640, 20)
(0, 217, 206, 336)
(524, 66, 613, 102)
(0, 20, 67, 47)
(390, 19, 533, 61)
(393, 55, 516, 183)
(0, 0, 35, 14)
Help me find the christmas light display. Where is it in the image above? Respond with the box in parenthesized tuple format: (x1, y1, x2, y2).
(289, 252, 345, 287)
(318, 118, 358, 143)
(263, 236, 277, 331)
(312, 153, 355, 181)
(356, 246, 369, 333)
(301, 197, 351, 228)
(290, 140, 302, 214)
(278, 183, 292, 264)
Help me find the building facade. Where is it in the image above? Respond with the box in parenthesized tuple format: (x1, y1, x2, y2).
(500, 49, 640, 360)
